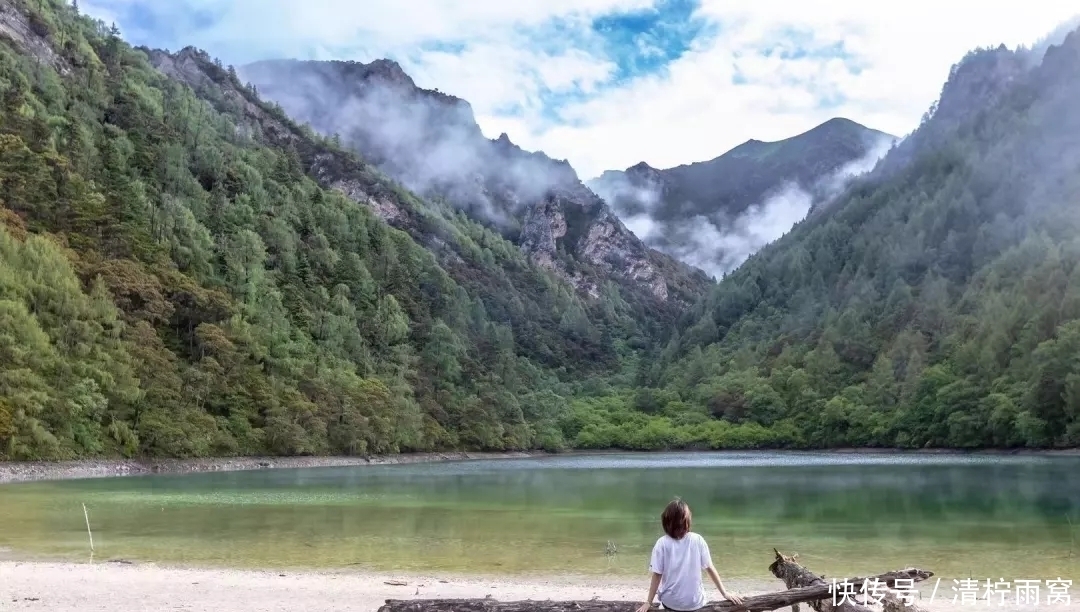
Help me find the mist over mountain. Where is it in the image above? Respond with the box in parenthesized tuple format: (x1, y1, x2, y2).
(588, 118, 897, 277)
(238, 59, 711, 305)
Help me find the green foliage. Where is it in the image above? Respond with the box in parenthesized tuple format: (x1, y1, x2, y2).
(637, 35, 1080, 449)
(0, 0, 649, 458)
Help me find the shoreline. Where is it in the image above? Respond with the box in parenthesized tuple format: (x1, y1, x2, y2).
(1, 446, 1077, 485)
(0, 451, 548, 485)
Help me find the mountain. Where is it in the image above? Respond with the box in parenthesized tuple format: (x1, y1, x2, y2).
(617, 25, 1080, 449)
(2, 0, 1077, 459)
(588, 118, 897, 277)
(0, 0, 700, 460)
(237, 58, 711, 306)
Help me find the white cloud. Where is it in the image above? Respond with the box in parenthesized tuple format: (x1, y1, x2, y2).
(401, 44, 616, 123)
(83, 0, 1080, 179)
(513, 1, 1080, 178)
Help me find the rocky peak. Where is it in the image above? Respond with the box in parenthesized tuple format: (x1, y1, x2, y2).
(363, 58, 414, 86)
(1038, 27, 1080, 80)
(624, 161, 663, 183)
(242, 58, 478, 126)
(175, 45, 211, 62)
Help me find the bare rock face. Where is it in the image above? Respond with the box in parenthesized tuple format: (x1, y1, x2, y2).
(0, 1, 70, 74)
(519, 195, 568, 271)
(515, 186, 673, 301)
(579, 206, 669, 302)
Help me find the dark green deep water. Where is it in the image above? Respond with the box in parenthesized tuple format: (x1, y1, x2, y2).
(1, 452, 1077, 581)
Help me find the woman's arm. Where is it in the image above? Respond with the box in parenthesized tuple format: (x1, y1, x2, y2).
(706, 566, 743, 605)
(636, 573, 662, 612)
(698, 536, 742, 605)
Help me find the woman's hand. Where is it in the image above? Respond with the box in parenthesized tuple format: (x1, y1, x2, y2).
(636, 602, 653, 612)
(724, 593, 745, 607)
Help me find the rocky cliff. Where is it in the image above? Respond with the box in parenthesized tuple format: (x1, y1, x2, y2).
(238, 59, 710, 304)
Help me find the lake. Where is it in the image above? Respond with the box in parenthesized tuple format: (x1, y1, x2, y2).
(1, 452, 1077, 582)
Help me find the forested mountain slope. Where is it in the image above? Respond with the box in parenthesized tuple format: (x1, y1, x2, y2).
(238, 59, 711, 306)
(3, 0, 1076, 459)
(0, 0, 680, 460)
(602, 27, 1080, 449)
(587, 119, 897, 275)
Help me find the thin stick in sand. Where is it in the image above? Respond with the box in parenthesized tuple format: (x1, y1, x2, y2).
(82, 503, 94, 552)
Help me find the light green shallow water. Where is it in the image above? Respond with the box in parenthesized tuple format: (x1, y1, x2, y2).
(0, 452, 1077, 582)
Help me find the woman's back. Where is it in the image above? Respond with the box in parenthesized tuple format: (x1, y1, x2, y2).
(636, 499, 741, 612)
(649, 532, 710, 611)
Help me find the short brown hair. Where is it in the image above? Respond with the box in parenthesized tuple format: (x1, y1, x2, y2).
(661, 498, 692, 539)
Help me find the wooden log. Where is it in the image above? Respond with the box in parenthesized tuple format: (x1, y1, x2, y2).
(768, 549, 932, 612)
(768, 549, 872, 612)
(377, 567, 933, 612)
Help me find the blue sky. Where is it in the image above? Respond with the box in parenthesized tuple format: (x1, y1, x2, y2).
(81, 0, 1078, 178)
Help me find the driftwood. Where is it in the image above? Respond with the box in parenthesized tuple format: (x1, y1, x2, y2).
(377, 566, 933, 612)
(769, 549, 931, 612)
(769, 549, 872, 612)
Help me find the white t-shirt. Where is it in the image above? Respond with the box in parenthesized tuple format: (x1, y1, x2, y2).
(648, 532, 712, 611)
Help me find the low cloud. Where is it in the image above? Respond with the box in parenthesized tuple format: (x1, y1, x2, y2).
(600, 131, 898, 278)
(813, 132, 897, 207)
(240, 60, 578, 228)
(667, 183, 813, 278)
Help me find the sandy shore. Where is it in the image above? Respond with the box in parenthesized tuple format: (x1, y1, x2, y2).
(1, 561, 1072, 612)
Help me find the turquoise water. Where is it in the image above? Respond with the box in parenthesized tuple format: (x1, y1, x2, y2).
(0, 452, 1077, 581)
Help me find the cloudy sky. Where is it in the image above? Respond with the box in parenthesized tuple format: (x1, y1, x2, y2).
(81, 0, 1078, 179)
